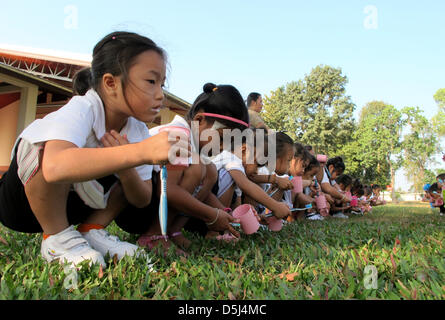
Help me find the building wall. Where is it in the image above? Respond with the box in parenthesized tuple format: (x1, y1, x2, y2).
(0, 100, 20, 166)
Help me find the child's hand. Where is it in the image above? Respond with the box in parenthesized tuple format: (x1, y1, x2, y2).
(207, 210, 241, 239)
(101, 130, 130, 147)
(141, 131, 191, 165)
(271, 201, 292, 219)
(276, 177, 293, 190)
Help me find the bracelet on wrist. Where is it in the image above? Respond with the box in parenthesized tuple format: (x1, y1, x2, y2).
(206, 209, 221, 226)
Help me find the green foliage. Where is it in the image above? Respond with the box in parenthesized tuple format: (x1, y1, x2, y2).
(433, 89, 445, 137)
(401, 107, 440, 192)
(434, 88, 445, 111)
(342, 101, 403, 186)
(262, 65, 356, 155)
(1, 205, 445, 300)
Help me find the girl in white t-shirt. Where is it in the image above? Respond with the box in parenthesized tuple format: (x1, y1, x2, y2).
(0, 32, 189, 267)
(211, 130, 292, 225)
(134, 83, 252, 253)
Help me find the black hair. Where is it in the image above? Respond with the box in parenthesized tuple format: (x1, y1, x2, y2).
(326, 156, 346, 174)
(428, 183, 440, 193)
(273, 132, 295, 158)
(364, 185, 373, 196)
(371, 184, 381, 190)
(187, 83, 249, 131)
(336, 174, 353, 188)
(304, 145, 313, 152)
(294, 142, 311, 162)
(73, 31, 166, 96)
(436, 173, 445, 181)
(246, 92, 261, 107)
(304, 155, 320, 173)
(351, 178, 364, 197)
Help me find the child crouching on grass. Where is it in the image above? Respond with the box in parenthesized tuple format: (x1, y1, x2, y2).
(207, 130, 292, 236)
(247, 132, 295, 214)
(124, 83, 249, 254)
(427, 183, 445, 216)
(0, 32, 190, 267)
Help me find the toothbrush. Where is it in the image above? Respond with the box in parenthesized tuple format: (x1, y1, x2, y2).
(159, 165, 168, 238)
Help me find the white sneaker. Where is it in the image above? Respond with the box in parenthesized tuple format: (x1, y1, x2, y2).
(81, 228, 141, 260)
(306, 213, 324, 221)
(332, 212, 349, 219)
(351, 210, 363, 216)
(41, 226, 105, 267)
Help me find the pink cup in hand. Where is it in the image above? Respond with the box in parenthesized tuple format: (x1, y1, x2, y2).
(315, 194, 327, 210)
(291, 176, 303, 193)
(351, 196, 358, 207)
(317, 155, 327, 163)
(158, 126, 190, 170)
(232, 204, 260, 235)
(266, 216, 283, 232)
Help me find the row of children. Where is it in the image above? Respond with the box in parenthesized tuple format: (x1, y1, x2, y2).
(423, 174, 445, 215)
(0, 31, 385, 268)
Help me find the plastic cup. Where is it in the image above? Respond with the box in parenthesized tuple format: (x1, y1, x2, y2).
(232, 204, 260, 235)
(351, 196, 358, 207)
(158, 126, 190, 170)
(317, 154, 327, 163)
(315, 194, 327, 210)
(266, 216, 283, 232)
(291, 176, 303, 193)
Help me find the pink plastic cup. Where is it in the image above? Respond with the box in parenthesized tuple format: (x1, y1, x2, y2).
(291, 176, 303, 193)
(159, 126, 190, 170)
(232, 204, 260, 235)
(351, 196, 358, 207)
(266, 216, 283, 232)
(315, 194, 327, 210)
(317, 154, 327, 163)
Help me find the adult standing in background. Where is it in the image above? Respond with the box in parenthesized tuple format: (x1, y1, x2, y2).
(247, 92, 270, 131)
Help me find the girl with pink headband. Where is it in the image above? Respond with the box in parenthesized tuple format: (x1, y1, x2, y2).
(122, 83, 252, 255)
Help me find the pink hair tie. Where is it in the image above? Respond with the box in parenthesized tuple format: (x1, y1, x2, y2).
(200, 112, 249, 128)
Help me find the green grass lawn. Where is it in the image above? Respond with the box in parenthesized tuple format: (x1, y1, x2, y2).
(0, 203, 444, 300)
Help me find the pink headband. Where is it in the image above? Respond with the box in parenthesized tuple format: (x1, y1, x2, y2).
(200, 113, 249, 128)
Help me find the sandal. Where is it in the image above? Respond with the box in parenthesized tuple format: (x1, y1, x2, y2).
(137, 235, 188, 257)
(169, 231, 192, 250)
(214, 233, 240, 243)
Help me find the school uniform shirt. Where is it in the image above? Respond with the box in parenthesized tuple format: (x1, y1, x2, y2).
(321, 167, 336, 186)
(12, 89, 153, 209)
(210, 150, 245, 198)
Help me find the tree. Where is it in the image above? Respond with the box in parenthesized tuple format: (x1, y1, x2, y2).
(432, 88, 445, 137)
(402, 106, 440, 192)
(262, 65, 356, 155)
(342, 101, 404, 199)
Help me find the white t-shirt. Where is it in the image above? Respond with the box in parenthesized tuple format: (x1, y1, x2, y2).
(14, 89, 153, 181)
(321, 167, 336, 186)
(12, 89, 153, 209)
(210, 150, 245, 174)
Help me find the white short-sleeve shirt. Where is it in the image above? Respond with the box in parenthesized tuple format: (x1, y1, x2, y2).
(14, 89, 153, 181)
(210, 150, 245, 174)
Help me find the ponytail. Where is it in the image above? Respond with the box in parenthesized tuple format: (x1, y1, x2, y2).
(73, 67, 93, 96)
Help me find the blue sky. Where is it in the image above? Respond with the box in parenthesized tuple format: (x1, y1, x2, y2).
(2, 0, 444, 189)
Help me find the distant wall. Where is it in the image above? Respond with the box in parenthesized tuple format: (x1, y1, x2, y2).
(0, 100, 20, 166)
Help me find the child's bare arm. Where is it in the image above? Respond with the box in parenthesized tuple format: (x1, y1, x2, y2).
(230, 170, 291, 219)
(42, 132, 189, 183)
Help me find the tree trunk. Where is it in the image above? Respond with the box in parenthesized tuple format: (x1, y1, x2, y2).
(390, 163, 397, 203)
